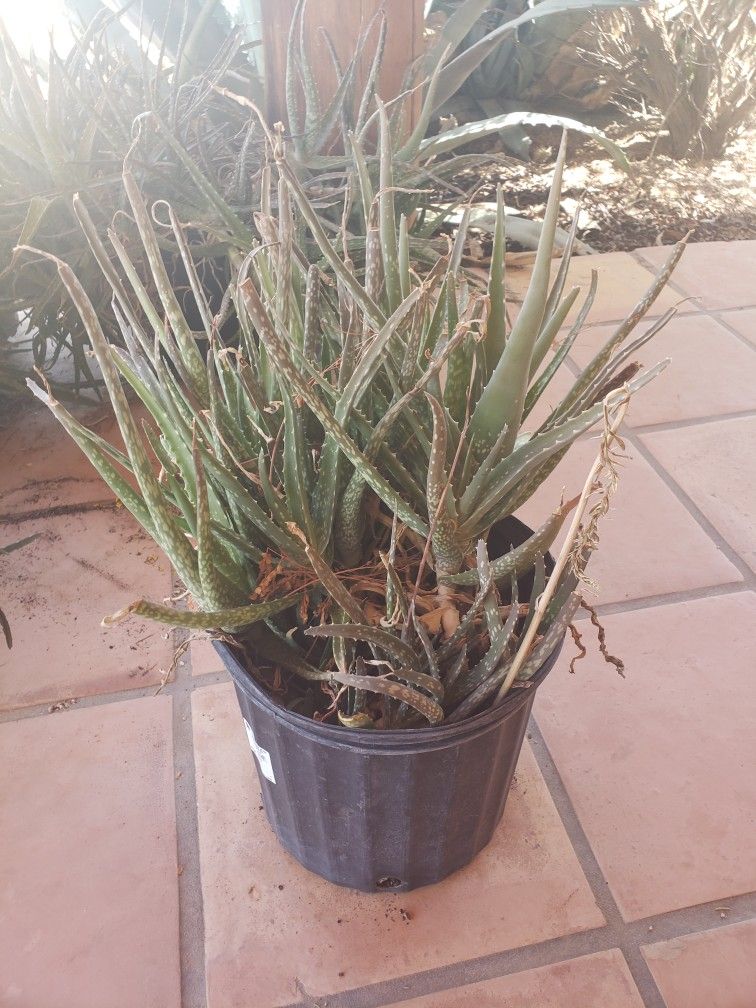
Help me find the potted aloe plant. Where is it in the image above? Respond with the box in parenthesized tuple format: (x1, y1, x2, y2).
(23, 114, 683, 892)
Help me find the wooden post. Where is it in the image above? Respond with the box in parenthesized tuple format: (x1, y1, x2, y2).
(260, 0, 424, 131)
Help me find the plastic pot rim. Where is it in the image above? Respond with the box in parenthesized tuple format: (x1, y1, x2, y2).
(215, 634, 563, 755)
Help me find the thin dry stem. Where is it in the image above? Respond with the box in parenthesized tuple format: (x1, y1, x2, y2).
(494, 388, 630, 703)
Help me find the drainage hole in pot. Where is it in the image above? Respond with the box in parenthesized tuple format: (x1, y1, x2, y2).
(376, 876, 403, 890)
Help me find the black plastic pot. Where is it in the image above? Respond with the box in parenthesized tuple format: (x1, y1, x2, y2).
(216, 517, 564, 892)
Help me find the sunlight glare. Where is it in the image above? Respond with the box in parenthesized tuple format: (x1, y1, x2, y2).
(0, 0, 72, 53)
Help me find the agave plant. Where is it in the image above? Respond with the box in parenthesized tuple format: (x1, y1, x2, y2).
(416, 0, 640, 167)
(605, 0, 755, 159)
(25, 113, 683, 727)
(427, 0, 621, 116)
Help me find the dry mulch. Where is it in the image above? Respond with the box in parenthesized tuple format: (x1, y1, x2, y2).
(461, 123, 756, 253)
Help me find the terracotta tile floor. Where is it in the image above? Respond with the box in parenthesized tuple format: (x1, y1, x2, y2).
(642, 921, 756, 1008)
(1, 241, 755, 1008)
(193, 684, 603, 1008)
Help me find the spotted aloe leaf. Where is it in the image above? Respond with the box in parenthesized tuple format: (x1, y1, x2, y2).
(469, 133, 567, 461)
(26, 380, 154, 536)
(314, 289, 422, 545)
(377, 101, 401, 314)
(426, 394, 465, 575)
(447, 566, 520, 714)
(460, 360, 669, 536)
(328, 668, 444, 726)
(545, 240, 687, 430)
(21, 248, 202, 597)
(304, 624, 444, 701)
(103, 593, 300, 631)
(442, 498, 578, 587)
(240, 279, 429, 537)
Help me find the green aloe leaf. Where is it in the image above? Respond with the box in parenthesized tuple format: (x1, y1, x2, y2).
(275, 154, 386, 331)
(305, 624, 444, 700)
(73, 196, 153, 358)
(192, 431, 239, 609)
(397, 36, 449, 162)
(482, 185, 507, 383)
(420, 0, 489, 78)
(426, 394, 465, 575)
(26, 380, 154, 534)
(314, 289, 421, 544)
(328, 668, 444, 725)
(452, 591, 580, 719)
(103, 593, 299, 631)
(282, 386, 317, 541)
(297, 530, 366, 624)
(150, 113, 253, 247)
(447, 568, 520, 712)
(306, 44, 359, 155)
(501, 592, 581, 698)
(522, 270, 598, 421)
(378, 100, 401, 314)
(334, 323, 466, 566)
(442, 498, 578, 586)
(20, 248, 201, 595)
(419, 112, 631, 171)
(528, 286, 581, 380)
(461, 361, 669, 535)
(355, 13, 387, 133)
(469, 133, 567, 460)
(241, 280, 429, 537)
(545, 240, 687, 430)
(121, 155, 208, 400)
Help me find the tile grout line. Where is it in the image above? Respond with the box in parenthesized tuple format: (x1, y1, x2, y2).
(525, 717, 667, 1008)
(170, 600, 210, 1008)
(278, 254, 756, 1006)
(277, 885, 756, 1008)
(294, 708, 756, 1008)
(630, 248, 756, 355)
(583, 580, 755, 620)
(706, 309, 756, 355)
(560, 351, 753, 580)
(525, 717, 756, 1008)
(629, 408, 756, 436)
(559, 352, 754, 583)
(13, 609, 754, 1008)
(624, 428, 755, 581)
(283, 929, 639, 1008)
(277, 882, 756, 1008)
(630, 247, 752, 306)
(0, 660, 228, 723)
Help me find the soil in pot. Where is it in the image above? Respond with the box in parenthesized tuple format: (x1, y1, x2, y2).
(226, 515, 553, 728)
(214, 517, 566, 892)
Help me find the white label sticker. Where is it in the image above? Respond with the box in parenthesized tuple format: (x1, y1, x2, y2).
(243, 719, 276, 783)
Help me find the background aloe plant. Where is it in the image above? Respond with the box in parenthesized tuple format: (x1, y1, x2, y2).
(25, 107, 683, 728)
(1, 0, 643, 403)
(0, 7, 263, 400)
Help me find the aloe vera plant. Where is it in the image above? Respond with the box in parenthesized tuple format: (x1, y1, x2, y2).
(25, 116, 683, 728)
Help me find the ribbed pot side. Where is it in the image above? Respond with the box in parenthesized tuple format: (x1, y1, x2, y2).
(217, 635, 563, 893)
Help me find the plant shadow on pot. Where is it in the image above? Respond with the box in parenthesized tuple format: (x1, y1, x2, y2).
(216, 516, 565, 892)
